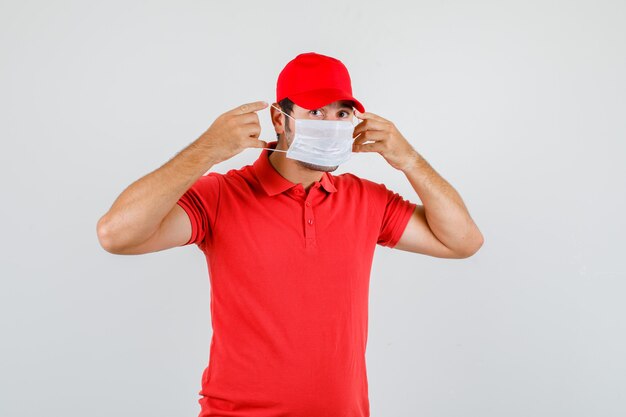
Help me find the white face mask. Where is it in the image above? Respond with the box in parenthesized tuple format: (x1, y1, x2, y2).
(271, 104, 360, 167)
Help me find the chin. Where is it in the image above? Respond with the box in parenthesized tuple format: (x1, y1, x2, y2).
(297, 161, 339, 172)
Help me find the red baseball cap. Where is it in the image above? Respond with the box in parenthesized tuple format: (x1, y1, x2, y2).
(276, 52, 365, 113)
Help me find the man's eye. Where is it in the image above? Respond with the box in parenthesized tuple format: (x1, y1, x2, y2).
(339, 111, 349, 118)
(310, 110, 323, 117)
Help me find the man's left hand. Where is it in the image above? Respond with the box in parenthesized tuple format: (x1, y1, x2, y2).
(352, 109, 419, 172)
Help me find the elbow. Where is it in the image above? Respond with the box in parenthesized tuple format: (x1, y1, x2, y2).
(458, 233, 484, 258)
(96, 215, 125, 254)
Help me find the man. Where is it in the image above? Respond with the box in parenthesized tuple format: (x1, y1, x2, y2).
(97, 52, 483, 417)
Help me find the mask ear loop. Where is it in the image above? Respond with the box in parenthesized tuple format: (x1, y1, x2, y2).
(271, 104, 296, 121)
(352, 109, 363, 143)
(257, 104, 297, 153)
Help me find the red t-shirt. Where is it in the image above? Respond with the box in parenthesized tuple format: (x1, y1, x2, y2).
(176, 141, 416, 417)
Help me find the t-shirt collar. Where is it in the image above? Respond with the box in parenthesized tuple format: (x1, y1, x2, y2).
(252, 141, 338, 196)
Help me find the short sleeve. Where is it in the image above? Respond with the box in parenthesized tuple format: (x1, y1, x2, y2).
(375, 183, 417, 248)
(175, 172, 222, 249)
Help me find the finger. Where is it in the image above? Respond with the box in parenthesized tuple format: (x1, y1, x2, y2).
(243, 123, 262, 139)
(238, 112, 260, 125)
(354, 109, 387, 122)
(353, 119, 388, 138)
(226, 100, 268, 116)
(245, 139, 268, 149)
(353, 141, 385, 153)
(353, 130, 387, 146)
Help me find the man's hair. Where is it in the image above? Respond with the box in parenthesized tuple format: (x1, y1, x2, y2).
(276, 97, 295, 140)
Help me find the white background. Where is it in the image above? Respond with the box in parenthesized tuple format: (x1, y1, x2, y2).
(1, 0, 625, 416)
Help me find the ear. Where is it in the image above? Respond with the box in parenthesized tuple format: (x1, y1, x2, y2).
(270, 103, 286, 135)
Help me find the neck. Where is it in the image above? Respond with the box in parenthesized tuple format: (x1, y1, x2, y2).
(268, 143, 324, 191)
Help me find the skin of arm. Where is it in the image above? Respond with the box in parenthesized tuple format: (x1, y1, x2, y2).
(352, 109, 484, 258)
(96, 101, 269, 254)
(96, 139, 219, 253)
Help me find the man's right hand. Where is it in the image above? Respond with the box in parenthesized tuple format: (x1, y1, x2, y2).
(197, 100, 269, 164)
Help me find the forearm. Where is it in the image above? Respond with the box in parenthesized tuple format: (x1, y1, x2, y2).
(97, 137, 220, 250)
(400, 151, 483, 255)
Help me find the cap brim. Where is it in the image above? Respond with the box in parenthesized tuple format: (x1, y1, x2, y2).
(288, 88, 365, 113)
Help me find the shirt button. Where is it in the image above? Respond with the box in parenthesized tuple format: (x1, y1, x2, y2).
(307, 219, 314, 225)
(305, 201, 311, 207)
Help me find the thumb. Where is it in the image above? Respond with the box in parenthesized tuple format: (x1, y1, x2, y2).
(252, 139, 268, 149)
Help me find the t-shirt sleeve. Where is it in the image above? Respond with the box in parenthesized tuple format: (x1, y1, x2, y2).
(175, 172, 222, 249)
(375, 182, 417, 248)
